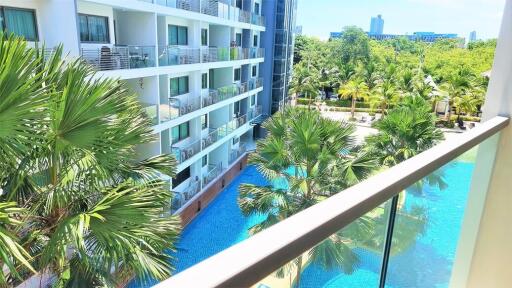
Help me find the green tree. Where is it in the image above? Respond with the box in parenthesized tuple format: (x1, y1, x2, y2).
(371, 81, 400, 115)
(0, 34, 180, 286)
(238, 108, 377, 287)
(340, 26, 371, 65)
(366, 96, 444, 166)
(290, 62, 319, 105)
(338, 79, 369, 120)
(440, 67, 474, 120)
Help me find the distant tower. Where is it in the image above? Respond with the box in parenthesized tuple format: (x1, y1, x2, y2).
(469, 31, 477, 42)
(370, 14, 384, 35)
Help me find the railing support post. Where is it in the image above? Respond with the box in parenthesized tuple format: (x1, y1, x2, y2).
(379, 194, 399, 288)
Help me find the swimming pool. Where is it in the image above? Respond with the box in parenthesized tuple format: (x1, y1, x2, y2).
(130, 156, 475, 288)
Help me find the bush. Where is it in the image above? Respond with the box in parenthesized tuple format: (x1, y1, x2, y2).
(450, 115, 481, 122)
(296, 98, 373, 109)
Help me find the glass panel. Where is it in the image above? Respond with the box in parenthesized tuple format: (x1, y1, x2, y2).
(251, 95, 256, 106)
(202, 155, 208, 167)
(180, 123, 189, 139)
(170, 78, 179, 97)
(202, 73, 208, 89)
(171, 126, 180, 143)
(79, 15, 88, 42)
(201, 114, 207, 129)
(236, 33, 242, 46)
(86, 15, 108, 43)
(253, 35, 258, 47)
(253, 202, 392, 288)
(178, 26, 188, 45)
(201, 28, 208, 46)
(168, 25, 178, 45)
(4, 8, 37, 41)
(179, 76, 189, 94)
(384, 141, 490, 288)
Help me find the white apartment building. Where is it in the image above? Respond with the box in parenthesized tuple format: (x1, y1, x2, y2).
(0, 0, 267, 214)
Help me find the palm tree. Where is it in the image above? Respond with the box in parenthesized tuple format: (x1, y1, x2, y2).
(338, 79, 369, 120)
(290, 63, 319, 106)
(440, 68, 474, 121)
(366, 96, 444, 166)
(238, 108, 378, 287)
(357, 61, 380, 91)
(371, 80, 400, 115)
(399, 69, 416, 95)
(0, 34, 180, 286)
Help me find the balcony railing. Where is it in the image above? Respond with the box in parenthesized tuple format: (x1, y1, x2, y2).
(248, 77, 263, 90)
(158, 46, 242, 66)
(155, 0, 201, 12)
(203, 163, 223, 187)
(172, 177, 200, 212)
(201, 128, 219, 150)
(156, 116, 509, 287)
(80, 45, 155, 71)
(229, 142, 247, 164)
(172, 139, 201, 164)
(141, 103, 158, 126)
(248, 105, 262, 123)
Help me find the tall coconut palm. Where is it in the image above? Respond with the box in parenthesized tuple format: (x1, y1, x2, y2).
(239, 108, 378, 287)
(338, 79, 369, 120)
(0, 34, 180, 286)
(357, 61, 380, 91)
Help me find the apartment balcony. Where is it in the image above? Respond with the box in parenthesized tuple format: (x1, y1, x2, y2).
(229, 142, 247, 165)
(248, 77, 263, 90)
(157, 116, 511, 287)
(172, 177, 201, 212)
(148, 0, 266, 26)
(160, 95, 202, 123)
(172, 139, 202, 164)
(202, 163, 223, 187)
(141, 103, 158, 126)
(201, 128, 219, 150)
(158, 46, 264, 67)
(80, 45, 156, 71)
(202, 82, 247, 107)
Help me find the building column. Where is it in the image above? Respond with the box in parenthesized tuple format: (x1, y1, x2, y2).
(450, 1, 512, 287)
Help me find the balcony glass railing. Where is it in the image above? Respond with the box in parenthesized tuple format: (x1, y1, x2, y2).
(141, 103, 158, 126)
(80, 45, 155, 71)
(248, 77, 263, 90)
(158, 46, 239, 66)
(201, 128, 219, 150)
(157, 116, 509, 288)
(147, 0, 266, 25)
(172, 177, 201, 212)
(172, 139, 201, 164)
(203, 163, 223, 187)
(229, 142, 246, 164)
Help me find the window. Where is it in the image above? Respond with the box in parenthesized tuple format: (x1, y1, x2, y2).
(169, 25, 188, 45)
(253, 34, 258, 47)
(0, 7, 38, 41)
(202, 155, 208, 167)
(234, 68, 241, 82)
(251, 95, 256, 106)
(235, 0, 242, 8)
(170, 76, 189, 97)
(171, 122, 189, 143)
(172, 166, 190, 188)
(201, 28, 208, 46)
(236, 33, 242, 47)
(252, 65, 257, 77)
(202, 73, 208, 89)
(234, 101, 241, 115)
(78, 14, 109, 43)
(201, 114, 208, 130)
(254, 3, 260, 14)
(232, 137, 240, 145)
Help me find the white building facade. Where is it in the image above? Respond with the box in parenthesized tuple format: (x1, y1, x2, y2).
(1, 0, 267, 213)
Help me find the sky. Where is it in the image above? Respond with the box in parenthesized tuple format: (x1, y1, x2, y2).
(296, 0, 506, 40)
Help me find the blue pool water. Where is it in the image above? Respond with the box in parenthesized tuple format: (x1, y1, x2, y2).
(130, 160, 475, 288)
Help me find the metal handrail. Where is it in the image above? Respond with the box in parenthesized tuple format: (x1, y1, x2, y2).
(203, 163, 223, 187)
(156, 116, 509, 288)
(81, 45, 155, 71)
(171, 139, 202, 164)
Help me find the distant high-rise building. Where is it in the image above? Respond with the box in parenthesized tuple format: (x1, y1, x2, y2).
(469, 31, 477, 42)
(370, 14, 384, 35)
